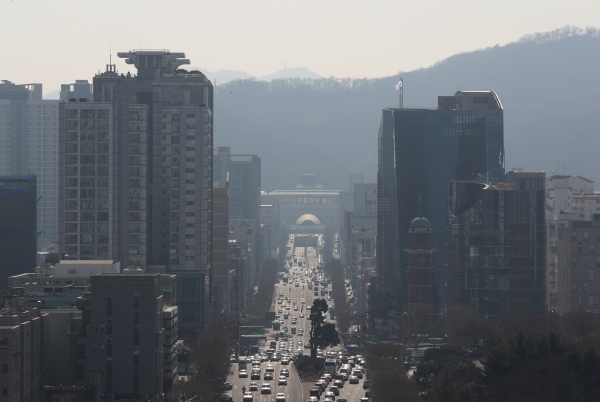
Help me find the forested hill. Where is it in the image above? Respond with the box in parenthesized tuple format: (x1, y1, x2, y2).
(214, 26, 600, 191)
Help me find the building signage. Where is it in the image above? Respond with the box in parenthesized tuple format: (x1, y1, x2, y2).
(452, 230, 509, 236)
(105, 278, 152, 286)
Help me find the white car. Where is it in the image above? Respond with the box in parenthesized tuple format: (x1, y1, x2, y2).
(278, 376, 287, 385)
(275, 393, 286, 402)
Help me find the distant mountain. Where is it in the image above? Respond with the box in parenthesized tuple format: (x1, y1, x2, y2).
(190, 66, 321, 85)
(43, 89, 60, 100)
(190, 67, 254, 85)
(259, 67, 322, 81)
(215, 26, 600, 191)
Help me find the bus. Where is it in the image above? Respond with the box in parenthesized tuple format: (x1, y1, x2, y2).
(238, 358, 247, 370)
(219, 390, 233, 402)
(324, 358, 337, 375)
(346, 344, 361, 355)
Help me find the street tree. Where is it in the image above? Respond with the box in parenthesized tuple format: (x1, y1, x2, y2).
(309, 298, 340, 358)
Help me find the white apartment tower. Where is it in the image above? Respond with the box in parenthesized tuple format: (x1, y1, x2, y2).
(0, 81, 58, 249)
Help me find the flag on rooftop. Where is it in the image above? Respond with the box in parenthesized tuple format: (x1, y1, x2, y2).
(395, 80, 403, 90)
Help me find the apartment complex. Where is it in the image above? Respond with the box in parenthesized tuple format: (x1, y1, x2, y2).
(377, 90, 504, 308)
(0, 81, 59, 249)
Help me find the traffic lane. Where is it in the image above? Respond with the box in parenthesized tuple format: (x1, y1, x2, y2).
(228, 358, 302, 402)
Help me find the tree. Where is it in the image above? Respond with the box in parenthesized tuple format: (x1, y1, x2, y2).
(414, 345, 483, 402)
(562, 309, 600, 341)
(330, 259, 352, 334)
(364, 342, 419, 402)
(309, 298, 340, 357)
(369, 292, 393, 333)
(401, 304, 441, 347)
(483, 332, 600, 401)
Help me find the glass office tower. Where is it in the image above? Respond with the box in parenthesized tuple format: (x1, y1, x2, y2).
(377, 91, 504, 308)
(446, 172, 546, 316)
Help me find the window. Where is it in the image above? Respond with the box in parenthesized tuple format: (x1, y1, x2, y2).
(584, 282, 587, 293)
(584, 230, 589, 241)
(572, 282, 577, 294)
(591, 244, 596, 254)
(597, 256, 600, 268)
(98, 109, 109, 119)
(578, 242, 583, 255)
(589, 296, 594, 308)
(573, 255, 577, 268)
(98, 132, 109, 142)
(81, 109, 95, 119)
(572, 229, 577, 241)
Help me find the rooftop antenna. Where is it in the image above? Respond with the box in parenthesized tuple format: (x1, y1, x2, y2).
(419, 193, 422, 217)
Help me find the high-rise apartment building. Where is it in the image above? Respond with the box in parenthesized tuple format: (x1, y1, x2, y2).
(0, 81, 59, 249)
(75, 272, 177, 400)
(377, 90, 504, 308)
(446, 172, 546, 316)
(0, 307, 49, 402)
(58, 50, 213, 268)
(214, 147, 261, 280)
(556, 218, 600, 315)
(0, 176, 38, 288)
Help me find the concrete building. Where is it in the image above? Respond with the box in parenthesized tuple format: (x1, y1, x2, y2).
(76, 271, 178, 401)
(556, 217, 600, 315)
(0, 307, 49, 402)
(446, 172, 546, 316)
(0, 176, 38, 288)
(545, 175, 597, 312)
(58, 50, 214, 328)
(378, 90, 504, 309)
(212, 186, 231, 313)
(59, 50, 213, 270)
(60, 80, 92, 102)
(0, 81, 59, 250)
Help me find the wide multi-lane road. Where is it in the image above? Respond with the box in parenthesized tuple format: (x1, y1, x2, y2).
(226, 234, 369, 401)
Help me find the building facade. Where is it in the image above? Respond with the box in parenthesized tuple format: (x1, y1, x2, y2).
(58, 50, 213, 327)
(446, 172, 546, 316)
(0, 307, 49, 402)
(556, 219, 600, 315)
(0, 176, 38, 288)
(377, 90, 504, 309)
(76, 272, 177, 400)
(0, 81, 59, 249)
(406, 217, 435, 306)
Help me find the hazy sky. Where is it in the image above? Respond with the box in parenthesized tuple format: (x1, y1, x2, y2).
(2, 0, 599, 93)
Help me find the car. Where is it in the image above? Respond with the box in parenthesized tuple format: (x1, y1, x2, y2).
(308, 397, 319, 402)
(280, 369, 290, 377)
(281, 358, 290, 365)
(325, 391, 336, 400)
(334, 379, 344, 388)
(324, 398, 334, 402)
(309, 387, 322, 398)
(337, 399, 347, 402)
(230, 355, 238, 363)
(243, 392, 253, 401)
(251, 371, 261, 380)
(360, 399, 369, 402)
(249, 382, 258, 391)
(271, 355, 280, 362)
(363, 380, 370, 389)
(349, 375, 359, 384)
(223, 382, 233, 390)
(260, 384, 271, 394)
(365, 390, 370, 397)
(264, 372, 273, 380)
(239, 369, 248, 378)
(305, 342, 311, 349)
(278, 376, 287, 385)
(275, 393, 286, 402)
(353, 370, 363, 379)
(266, 365, 275, 372)
(330, 385, 339, 395)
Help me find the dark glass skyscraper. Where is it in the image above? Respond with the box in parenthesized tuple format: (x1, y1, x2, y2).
(446, 172, 546, 316)
(377, 91, 504, 308)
